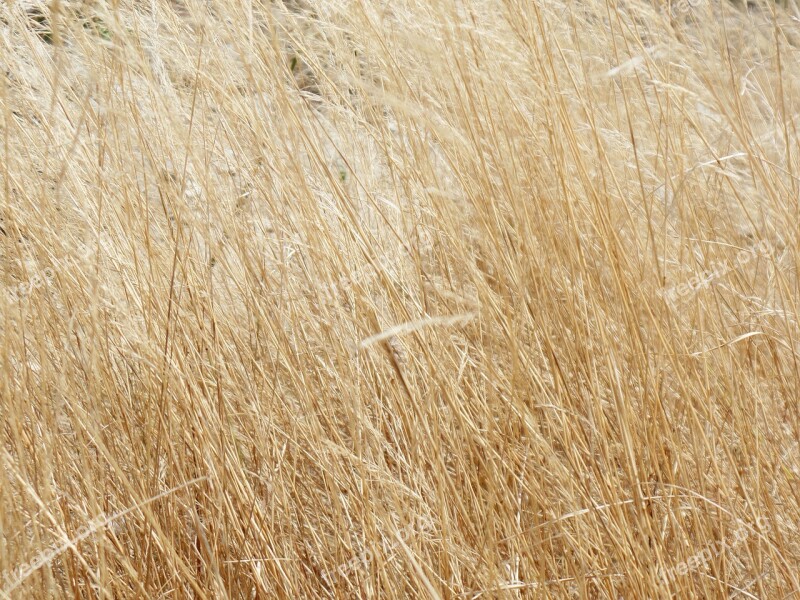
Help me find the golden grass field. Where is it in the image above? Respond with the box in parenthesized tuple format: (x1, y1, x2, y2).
(2, 0, 800, 597)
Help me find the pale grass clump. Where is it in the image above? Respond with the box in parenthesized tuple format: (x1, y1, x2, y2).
(1, 0, 799, 597)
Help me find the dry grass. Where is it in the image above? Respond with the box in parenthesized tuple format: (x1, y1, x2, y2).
(1, 0, 800, 597)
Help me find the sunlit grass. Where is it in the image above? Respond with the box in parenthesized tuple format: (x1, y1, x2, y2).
(1, 0, 799, 597)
